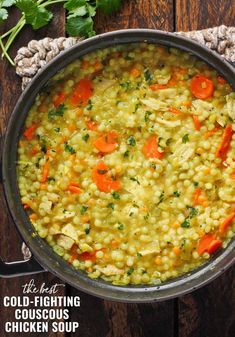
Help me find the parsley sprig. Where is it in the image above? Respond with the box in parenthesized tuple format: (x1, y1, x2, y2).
(0, 0, 122, 66)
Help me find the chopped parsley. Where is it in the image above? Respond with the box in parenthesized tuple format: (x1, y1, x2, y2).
(188, 206, 198, 218)
(86, 99, 93, 110)
(181, 219, 190, 228)
(127, 136, 136, 146)
(107, 202, 115, 210)
(82, 134, 90, 142)
(127, 267, 134, 276)
(54, 127, 60, 133)
(193, 181, 199, 187)
(117, 223, 124, 230)
(112, 191, 120, 200)
(84, 224, 90, 234)
(182, 134, 189, 143)
(144, 68, 153, 83)
(81, 205, 88, 215)
(48, 104, 66, 120)
(137, 252, 142, 257)
(120, 81, 131, 90)
(123, 150, 130, 158)
(130, 177, 140, 185)
(64, 142, 76, 154)
(173, 191, 180, 197)
(144, 111, 152, 122)
(41, 143, 47, 154)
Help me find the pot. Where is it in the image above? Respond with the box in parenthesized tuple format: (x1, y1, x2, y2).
(1, 29, 235, 302)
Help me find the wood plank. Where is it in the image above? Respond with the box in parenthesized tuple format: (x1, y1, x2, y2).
(178, 266, 235, 337)
(95, 0, 174, 33)
(70, 1, 175, 336)
(176, 1, 235, 337)
(0, 6, 66, 337)
(70, 291, 174, 337)
(175, 0, 235, 31)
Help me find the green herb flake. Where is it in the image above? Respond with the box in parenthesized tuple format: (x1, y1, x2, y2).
(181, 219, 190, 228)
(84, 224, 90, 235)
(193, 181, 199, 187)
(82, 134, 90, 142)
(112, 191, 120, 200)
(188, 206, 198, 218)
(137, 252, 142, 257)
(127, 267, 134, 276)
(144, 111, 152, 122)
(120, 81, 131, 90)
(117, 223, 124, 230)
(81, 205, 88, 215)
(123, 150, 129, 158)
(54, 127, 60, 133)
(127, 136, 136, 146)
(48, 104, 66, 120)
(144, 68, 153, 83)
(87, 99, 93, 110)
(173, 191, 180, 197)
(64, 142, 76, 154)
(130, 177, 140, 185)
(182, 133, 189, 143)
(97, 169, 107, 175)
(107, 202, 115, 210)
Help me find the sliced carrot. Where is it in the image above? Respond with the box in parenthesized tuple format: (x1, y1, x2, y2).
(149, 84, 168, 91)
(30, 144, 40, 155)
(169, 107, 184, 115)
(183, 101, 192, 108)
(142, 135, 164, 159)
(41, 160, 50, 183)
(204, 126, 220, 139)
(216, 124, 233, 163)
(110, 239, 121, 248)
(197, 233, 221, 256)
(217, 76, 227, 85)
(192, 115, 201, 130)
(40, 184, 47, 190)
(130, 67, 141, 78)
(67, 184, 82, 194)
(69, 244, 79, 263)
(94, 131, 119, 153)
(190, 75, 214, 99)
(85, 117, 97, 131)
(173, 247, 181, 256)
(93, 60, 102, 71)
(68, 124, 77, 131)
(23, 124, 37, 140)
(92, 161, 121, 193)
(231, 172, 235, 180)
(193, 188, 208, 207)
(70, 78, 93, 106)
(79, 248, 106, 262)
(81, 60, 90, 69)
(53, 92, 65, 108)
(155, 257, 162, 265)
(29, 213, 38, 221)
(219, 212, 235, 235)
(23, 204, 30, 209)
(193, 188, 202, 205)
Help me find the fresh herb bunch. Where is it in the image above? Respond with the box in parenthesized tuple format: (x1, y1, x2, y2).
(0, 0, 122, 66)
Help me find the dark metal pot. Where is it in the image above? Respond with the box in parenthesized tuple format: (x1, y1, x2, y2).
(1, 29, 235, 303)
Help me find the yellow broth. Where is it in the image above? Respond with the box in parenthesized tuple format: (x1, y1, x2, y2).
(17, 43, 235, 285)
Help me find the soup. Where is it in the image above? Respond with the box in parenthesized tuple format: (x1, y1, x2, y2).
(17, 43, 235, 285)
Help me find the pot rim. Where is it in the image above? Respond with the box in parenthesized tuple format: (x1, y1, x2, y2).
(2, 28, 235, 303)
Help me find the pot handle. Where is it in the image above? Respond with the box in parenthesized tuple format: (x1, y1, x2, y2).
(0, 256, 45, 278)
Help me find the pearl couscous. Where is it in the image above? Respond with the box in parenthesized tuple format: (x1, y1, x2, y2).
(17, 43, 235, 285)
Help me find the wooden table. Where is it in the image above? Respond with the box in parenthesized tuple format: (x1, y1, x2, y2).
(0, 1, 234, 336)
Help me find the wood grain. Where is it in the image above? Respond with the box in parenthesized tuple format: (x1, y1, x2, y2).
(175, 0, 235, 31)
(178, 266, 235, 337)
(0, 6, 66, 337)
(69, 291, 174, 337)
(95, 0, 174, 33)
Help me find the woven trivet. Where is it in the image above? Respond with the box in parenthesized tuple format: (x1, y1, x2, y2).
(18, 25, 235, 260)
